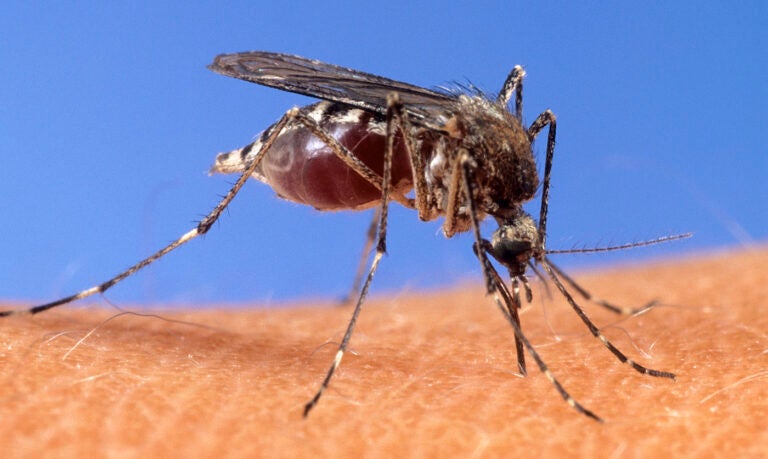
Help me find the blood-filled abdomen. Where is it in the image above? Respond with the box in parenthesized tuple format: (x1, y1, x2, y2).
(211, 102, 415, 211)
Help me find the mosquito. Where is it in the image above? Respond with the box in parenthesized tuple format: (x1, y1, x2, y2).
(3, 51, 688, 422)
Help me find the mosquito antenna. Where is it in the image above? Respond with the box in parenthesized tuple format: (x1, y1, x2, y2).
(545, 233, 691, 255)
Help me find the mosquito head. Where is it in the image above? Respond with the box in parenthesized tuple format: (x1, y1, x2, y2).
(488, 211, 541, 277)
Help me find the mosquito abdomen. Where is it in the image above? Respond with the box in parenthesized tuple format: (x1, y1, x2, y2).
(211, 102, 415, 211)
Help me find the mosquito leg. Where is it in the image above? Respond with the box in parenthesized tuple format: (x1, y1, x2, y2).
(0, 108, 300, 318)
(473, 238, 526, 373)
(388, 91, 437, 221)
(493, 287, 602, 421)
(486, 257, 527, 375)
(303, 93, 400, 417)
(302, 249, 383, 417)
(497, 65, 526, 121)
(527, 262, 554, 301)
(339, 207, 380, 305)
(547, 260, 657, 315)
(541, 259, 676, 379)
(527, 110, 557, 248)
(462, 155, 600, 421)
(441, 150, 470, 239)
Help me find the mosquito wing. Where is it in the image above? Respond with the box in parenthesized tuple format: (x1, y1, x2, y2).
(208, 51, 457, 121)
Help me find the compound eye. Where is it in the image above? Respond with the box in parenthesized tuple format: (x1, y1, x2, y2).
(491, 239, 533, 265)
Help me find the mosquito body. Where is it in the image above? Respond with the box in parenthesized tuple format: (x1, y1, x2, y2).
(4, 52, 687, 422)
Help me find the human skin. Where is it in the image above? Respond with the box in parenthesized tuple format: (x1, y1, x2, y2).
(1, 247, 766, 457)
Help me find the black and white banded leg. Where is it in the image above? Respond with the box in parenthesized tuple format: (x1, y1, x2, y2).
(302, 93, 401, 417)
(0, 108, 302, 318)
(461, 154, 603, 422)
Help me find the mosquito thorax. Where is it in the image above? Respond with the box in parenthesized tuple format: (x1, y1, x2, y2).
(488, 212, 541, 275)
(450, 95, 540, 215)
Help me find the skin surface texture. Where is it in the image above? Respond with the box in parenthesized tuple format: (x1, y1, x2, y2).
(1, 246, 766, 457)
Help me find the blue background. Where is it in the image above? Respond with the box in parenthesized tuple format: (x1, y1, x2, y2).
(2, 2, 765, 307)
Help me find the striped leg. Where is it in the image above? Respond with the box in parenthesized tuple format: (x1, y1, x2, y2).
(0, 108, 300, 318)
(460, 154, 603, 422)
(540, 260, 676, 380)
(303, 93, 401, 416)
